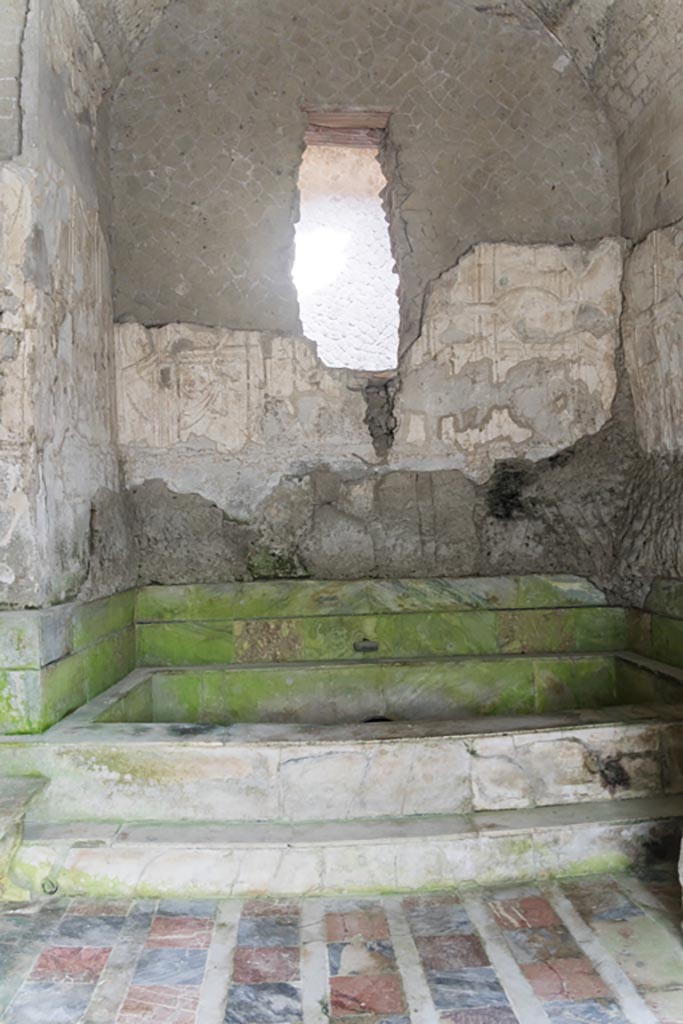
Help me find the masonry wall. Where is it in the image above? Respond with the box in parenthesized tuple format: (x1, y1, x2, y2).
(0, 0, 134, 608)
(109, 0, 619, 352)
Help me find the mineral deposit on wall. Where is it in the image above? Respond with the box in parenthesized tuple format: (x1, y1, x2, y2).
(394, 239, 625, 480)
(622, 222, 683, 453)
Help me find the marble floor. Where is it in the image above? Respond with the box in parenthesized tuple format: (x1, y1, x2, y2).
(0, 867, 681, 1024)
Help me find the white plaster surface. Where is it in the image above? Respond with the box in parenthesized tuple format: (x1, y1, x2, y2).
(294, 146, 399, 371)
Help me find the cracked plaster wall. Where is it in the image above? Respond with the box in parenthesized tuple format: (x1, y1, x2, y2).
(109, 0, 619, 352)
(0, 0, 134, 608)
(116, 237, 636, 591)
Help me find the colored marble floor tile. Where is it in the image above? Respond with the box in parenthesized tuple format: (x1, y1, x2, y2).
(237, 916, 300, 948)
(29, 944, 111, 983)
(427, 967, 511, 1012)
(242, 899, 301, 918)
(55, 913, 127, 946)
(232, 945, 300, 983)
(330, 975, 406, 1017)
(224, 981, 303, 1023)
(561, 880, 644, 923)
(157, 899, 217, 919)
(146, 915, 213, 948)
(326, 908, 391, 942)
(68, 899, 132, 917)
(521, 958, 611, 1002)
(440, 1010, 519, 1024)
(502, 925, 581, 963)
(328, 939, 397, 976)
(544, 999, 629, 1023)
(117, 983, 200, 1024)
(4, 981, 95, 1023)
(415, 933, 489, 970)
(133, 947, 208, 987)
(403, 899, 475, 937)
(489, 895, 562, 931)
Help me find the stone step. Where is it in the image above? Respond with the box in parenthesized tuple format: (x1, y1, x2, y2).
(0, 776, 47, 893)
(5, 699, 683, 824)
(95, 652, 683, 728)
(9, 795, 683, 899)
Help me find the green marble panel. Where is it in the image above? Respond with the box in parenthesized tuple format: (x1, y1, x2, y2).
(0, 670, 42, 732)
(72, 591, 136, 650)
(0, 613, 42, 670)
(151, 674, 202, 722)
(515, 575, 607, 608)
(498, 610, 576, 654)
(232, 611, 499, 663)
(534, 656, 617, 712)
(645, 579, 683, 620)
(573, 607, 629, 651)
(137, 622, 235, 666)
(651, 615, 683, 668)
(627, 610, 652, 658)
(39, 628, 136, 730)
(136, 575, 607, 623)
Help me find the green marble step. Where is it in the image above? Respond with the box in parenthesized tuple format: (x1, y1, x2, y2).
(135, 575, 607, 623)
(136, 606, 628, 667)
(96, 653, 664, 726)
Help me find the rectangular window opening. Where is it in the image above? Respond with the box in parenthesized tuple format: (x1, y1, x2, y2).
(293, 110, 399, 371)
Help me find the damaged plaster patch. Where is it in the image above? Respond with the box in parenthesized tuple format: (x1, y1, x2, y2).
(393, 239, 626, 481)
(131, 479, 257, 585)
(363, 376, 398, 458)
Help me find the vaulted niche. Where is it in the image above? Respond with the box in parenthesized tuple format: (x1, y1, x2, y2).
(293, 111, 399, 371)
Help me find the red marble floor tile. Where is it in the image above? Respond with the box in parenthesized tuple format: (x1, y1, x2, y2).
(68, 900, 132, 917)
(146, 916, 213, 948)
(326, 910, 390, 943)
(521, 958, 611, 1002)
(416, 934, 489, 970)
(489, 897, 561, 931)
(29, 945, 111, 983)
(117, 984, 200, 1023)
(232, 946, 300, 983)
(330, 975, 406, 1017)
(242, 899, 301, 918)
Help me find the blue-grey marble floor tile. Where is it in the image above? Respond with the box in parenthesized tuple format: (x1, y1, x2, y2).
(427, 967, 510, 1011)
(133, 946, 208, 986)
(544, 999, 630, 1023)
(237, 917, 300, 948)
(503, 927, 581, 964)
(404, 904, 475, 938)
(4, 981, 94, 1023)
(157, 899, 217, 918)
(224, 982, 303, 1023)
(55, 914, 126, 947)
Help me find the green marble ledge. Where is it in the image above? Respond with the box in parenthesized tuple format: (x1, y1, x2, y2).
(136, 607, 629, 667)
(135, 575, 607, 623)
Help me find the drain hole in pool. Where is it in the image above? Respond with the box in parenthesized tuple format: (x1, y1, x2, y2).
(363, 716, 393, 723)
